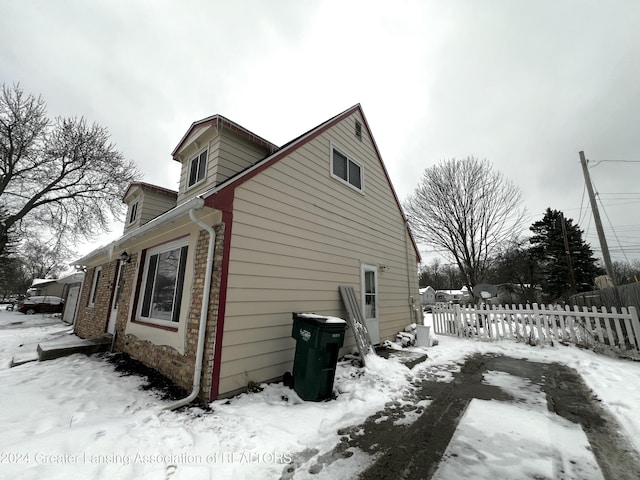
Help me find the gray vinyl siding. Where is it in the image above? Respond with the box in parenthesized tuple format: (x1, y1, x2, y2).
(215, 129, 270, 184)
(138, 192, 177, 225)
(218, 112, 421, 395)
(123, 190, 177, 235)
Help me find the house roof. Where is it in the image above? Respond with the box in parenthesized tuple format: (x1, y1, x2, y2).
(201, 104, 421, 262)
(57, 272, 85, 284)
(171, 114, 279, 160)
(72, 196, 206, 265)
(122, 182, 178, 202)
(75, 105, 421, 265)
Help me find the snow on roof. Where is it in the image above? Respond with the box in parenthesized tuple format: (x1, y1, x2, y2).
(295, 313, 347, 324)
(29, 278, 57, 287)
(435, 289, 470, 296)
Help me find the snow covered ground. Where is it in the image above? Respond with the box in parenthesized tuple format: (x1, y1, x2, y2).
(0, 306, 638, 479)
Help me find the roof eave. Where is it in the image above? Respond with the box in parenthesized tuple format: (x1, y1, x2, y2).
(72, 196, 206, 266)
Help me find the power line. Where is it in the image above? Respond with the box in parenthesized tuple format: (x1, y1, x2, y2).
(589, 159, 640, 168)
(578, 183, 588, 225)
(597, 191, 631, 264)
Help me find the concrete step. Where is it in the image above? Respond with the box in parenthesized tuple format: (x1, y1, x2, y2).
(36, 335, 113, 361)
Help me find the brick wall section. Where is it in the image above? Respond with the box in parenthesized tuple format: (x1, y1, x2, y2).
(118, 224, 225, 401)
(75, 260, 119, 339)
(200, 223, 225, 398)
(112, 252, 139, 352)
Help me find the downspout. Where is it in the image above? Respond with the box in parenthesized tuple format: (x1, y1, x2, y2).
(404, 220, 418, 323)
(164, 207, 216, 411)
(404, 219, 424, 324)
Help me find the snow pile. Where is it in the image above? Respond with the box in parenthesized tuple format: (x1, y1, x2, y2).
(0, 307, 420, 479)
(433, 368, 606, 479)
(434, 400, 603, 480)
(1, 307, 639, 479)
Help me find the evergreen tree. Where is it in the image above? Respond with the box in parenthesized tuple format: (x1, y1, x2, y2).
(529, 208, 602, 301)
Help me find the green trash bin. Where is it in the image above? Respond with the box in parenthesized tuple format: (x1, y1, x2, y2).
(288, 313, 347, 401)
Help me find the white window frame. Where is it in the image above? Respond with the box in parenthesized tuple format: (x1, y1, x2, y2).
(187, 148, 208, 189)
(89, 266, 102, 307)
(136, 237, 189, 327)
(330, 142, 365, 193)
(128, 201, 139, 224)
(361, 263, 380, 344)
(361, 264, 379, 320)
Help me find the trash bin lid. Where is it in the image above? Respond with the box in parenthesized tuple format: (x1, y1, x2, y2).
(293, 313, 347, 325)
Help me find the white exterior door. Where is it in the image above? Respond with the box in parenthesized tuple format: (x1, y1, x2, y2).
(107, 261, 124, 335)
(361, 264, 380, 344)
(62, 286, 80, 324)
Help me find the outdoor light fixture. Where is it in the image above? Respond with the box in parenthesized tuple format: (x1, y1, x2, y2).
(120, 251, 132, 264)
(379, 265, 390, 272)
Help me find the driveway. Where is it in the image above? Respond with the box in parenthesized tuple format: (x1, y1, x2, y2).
(291, 353, 640, 480)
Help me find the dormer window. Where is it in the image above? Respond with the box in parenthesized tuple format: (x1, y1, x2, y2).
(188, 149, 208, 188)
(128, 201, 139, 224)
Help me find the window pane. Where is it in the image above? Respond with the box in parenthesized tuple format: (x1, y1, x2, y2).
(90, 269, 101, 304)
(141, 254, 158, 317)
(149, 248, 181, 321)
(364, 269, 376, 318)
(197, 151, 207, 182)
(365, 294, 376, 317)
(332, 149, 348, 180)
(129, 203, 138, 223)
(349, 160, 362, 189)
(188, 157, 198, 186)
(171, 246, 188, 323)
(365, 271, 375, 294)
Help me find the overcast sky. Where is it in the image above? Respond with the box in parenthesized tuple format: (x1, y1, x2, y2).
(2, 0, 639, 264)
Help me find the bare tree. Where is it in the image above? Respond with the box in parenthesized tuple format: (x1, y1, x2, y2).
(0, 83, 142, 257)
(19, 238, 72, 280)
(404, 157, 525, 292)
(419, 259, 464, 290)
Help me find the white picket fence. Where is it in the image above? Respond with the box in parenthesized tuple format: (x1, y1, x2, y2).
(432, 302, 640, 352)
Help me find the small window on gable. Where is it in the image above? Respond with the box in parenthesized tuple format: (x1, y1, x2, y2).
(89, 266, 102, 307)
(331, 145, 363, 192)
(128, 201, 139, 224)
(355, 120, 362, 141)
(188, 149, 208, 188)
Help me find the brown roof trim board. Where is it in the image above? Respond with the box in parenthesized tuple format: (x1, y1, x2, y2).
(204, 104, 421, 262)
(171, 114, 279, 160)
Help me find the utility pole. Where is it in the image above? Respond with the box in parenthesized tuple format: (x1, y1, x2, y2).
(579, 151, 616, 285)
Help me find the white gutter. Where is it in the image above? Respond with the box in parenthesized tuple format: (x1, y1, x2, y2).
(163, 208, 216, 410)
(72, 197, 206, 266)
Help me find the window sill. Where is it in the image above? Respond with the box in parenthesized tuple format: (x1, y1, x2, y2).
(330, 173, 366, 195)
(131, 319, 179, 332)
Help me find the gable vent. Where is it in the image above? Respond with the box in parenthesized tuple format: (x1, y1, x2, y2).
(355, 120, 362, 141)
